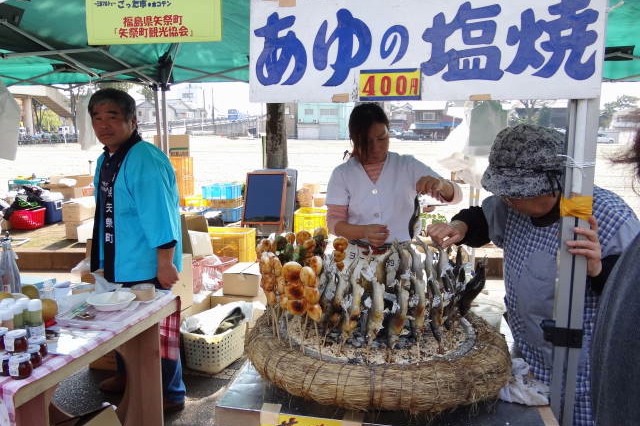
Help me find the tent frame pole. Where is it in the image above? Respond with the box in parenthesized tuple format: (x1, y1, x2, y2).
(550, 97, 599, 425)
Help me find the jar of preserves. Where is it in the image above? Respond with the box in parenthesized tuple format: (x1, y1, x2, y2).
(8, 353, 32, 380)
(27, 345, 42, 369)
(28, 335, 48, 358)
(5, 329, 28, 353)
(0, 352, 10, 376)
(0, 327, 8, 351)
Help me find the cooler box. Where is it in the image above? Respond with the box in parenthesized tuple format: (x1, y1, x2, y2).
(43, 200, 63, 224)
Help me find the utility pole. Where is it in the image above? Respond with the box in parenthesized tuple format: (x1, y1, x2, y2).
(211, 88, 215, 133)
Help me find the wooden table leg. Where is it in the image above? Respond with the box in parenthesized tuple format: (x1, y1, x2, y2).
(15, 387, 63, 425)
(116, 323, 164, 426)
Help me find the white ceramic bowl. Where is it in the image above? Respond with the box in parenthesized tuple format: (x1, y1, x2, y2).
(86, 291, 136, 312)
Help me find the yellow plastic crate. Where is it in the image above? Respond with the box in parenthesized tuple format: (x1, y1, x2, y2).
(208, 226, 257, 262)
(294, 207, 328, 235)
(181, 194, 209, 208)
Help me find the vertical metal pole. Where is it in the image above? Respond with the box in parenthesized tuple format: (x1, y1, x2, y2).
(161, 89, 169, 155)
(153, 87, 162, 148)
(551, 98, 599, 425)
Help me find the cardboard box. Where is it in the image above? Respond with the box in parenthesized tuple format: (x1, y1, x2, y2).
(62, 197, 96, 221)
(180, 213, 208, 255)
(65, 218, 94, 240)
(180, 290, 212, 321)
(59, 174, 94, 188)
(188, 230, 213, 258)
(173, 253, 194, 309)
(55, 404, 121, 426)
(154, 134, 190, 157)
(222, 262, 260, 297)
(46, 175, 95, 201)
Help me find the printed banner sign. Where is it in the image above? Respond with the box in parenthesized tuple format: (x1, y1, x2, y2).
(86, 0, 221, 45)
(249, 0, 606, 102)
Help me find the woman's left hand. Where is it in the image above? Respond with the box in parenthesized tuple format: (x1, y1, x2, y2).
(416, 176, 450, 200)
(565, 215, 602, 277)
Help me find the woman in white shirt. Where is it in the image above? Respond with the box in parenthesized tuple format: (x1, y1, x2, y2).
(325, 103, 462, 252)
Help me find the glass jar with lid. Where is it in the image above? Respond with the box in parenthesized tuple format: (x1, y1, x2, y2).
(9, 352, 32, 380)
(5, 329, 28, 353)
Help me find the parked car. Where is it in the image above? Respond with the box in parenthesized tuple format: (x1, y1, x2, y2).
(597, 133, 614, 144)
(399, 130, 424, 141)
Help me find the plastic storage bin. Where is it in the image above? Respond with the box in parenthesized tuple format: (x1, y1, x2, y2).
(7, 178, 46, 191)
(293, 207, 328, 235)
(208, 226, 256, 262)
(202, 182, 242, 200)
(9, 207, 46, 230)
(219, 206, 243, 223)
(182, 323, 246, 374)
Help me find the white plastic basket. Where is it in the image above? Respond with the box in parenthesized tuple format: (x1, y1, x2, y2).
(181, 323, 245, 374)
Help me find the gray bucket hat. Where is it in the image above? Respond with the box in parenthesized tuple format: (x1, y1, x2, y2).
(481, 124, 565, 198)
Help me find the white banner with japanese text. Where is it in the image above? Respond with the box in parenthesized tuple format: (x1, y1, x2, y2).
(249, 0, 606, 102)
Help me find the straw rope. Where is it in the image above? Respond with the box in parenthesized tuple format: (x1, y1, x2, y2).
(246, 313, 511, 414)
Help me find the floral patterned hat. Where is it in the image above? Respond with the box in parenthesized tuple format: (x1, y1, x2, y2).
(481, 124, 565, 198)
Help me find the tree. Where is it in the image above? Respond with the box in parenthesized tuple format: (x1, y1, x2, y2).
(30, 99, 61, 132)
(599, 95, 639, 129)
(138, 85, 155, 102)
(509, 99, 553, 126)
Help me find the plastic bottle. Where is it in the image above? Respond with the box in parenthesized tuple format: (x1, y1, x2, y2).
(26, 299, 44, 338)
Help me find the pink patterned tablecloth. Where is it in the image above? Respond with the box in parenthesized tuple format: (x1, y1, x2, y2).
(0, 292, 179, 425)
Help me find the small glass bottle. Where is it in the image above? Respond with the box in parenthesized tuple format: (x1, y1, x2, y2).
(12, 304, 24, 329)
(9, 353, 32, 380)
(26, 299, 44, 338)
(28, 335, 48, 358)
(0, 327, 8, 351)
(5, 329, 28, 353)
(13, 299, 29, 329)
(0, 298, 15, 309)
(27, 345, 42, 368)
(0, 309, 14, 330)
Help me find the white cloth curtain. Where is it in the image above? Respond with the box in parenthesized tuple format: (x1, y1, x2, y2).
(77, 89, 97, 150)
(0, 81, 20, 161)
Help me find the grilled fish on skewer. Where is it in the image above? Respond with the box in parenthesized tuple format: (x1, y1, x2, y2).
(458, 258, 487, 317)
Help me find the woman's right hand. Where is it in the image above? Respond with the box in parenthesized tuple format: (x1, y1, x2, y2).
(363, 224, 389, 247)
(426, 220, 467, 248)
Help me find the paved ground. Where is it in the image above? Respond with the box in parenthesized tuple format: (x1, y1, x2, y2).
(6, 136, 638, 424)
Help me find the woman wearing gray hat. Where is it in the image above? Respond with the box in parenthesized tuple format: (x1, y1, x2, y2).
(591, 126, 640, 425)
(427, 124, 640, 426)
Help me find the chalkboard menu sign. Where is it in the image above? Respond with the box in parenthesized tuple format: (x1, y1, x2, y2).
(242, 171, 288, 231)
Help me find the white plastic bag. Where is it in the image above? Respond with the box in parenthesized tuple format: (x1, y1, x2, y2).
(499, 358, 550, 406)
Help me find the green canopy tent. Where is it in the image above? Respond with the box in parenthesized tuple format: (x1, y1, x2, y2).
(603, 0, 640, 82)
(0, 0, 250, 87)
(0, 0, 251, 153)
